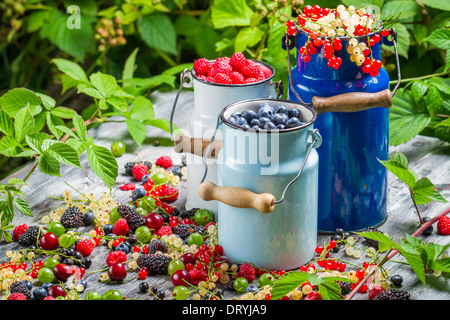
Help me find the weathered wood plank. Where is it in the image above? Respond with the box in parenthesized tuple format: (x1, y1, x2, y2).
(1, 90, 449, 300)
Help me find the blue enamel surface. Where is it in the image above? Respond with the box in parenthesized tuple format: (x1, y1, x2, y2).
(288, 32, 389, 232)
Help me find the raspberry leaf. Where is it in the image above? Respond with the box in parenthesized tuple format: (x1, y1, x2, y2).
(87, 144, 118, 188)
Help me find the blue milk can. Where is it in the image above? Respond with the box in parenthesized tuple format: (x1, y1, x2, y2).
(197, 99, 322, 271)
(283, 28, 401, 232)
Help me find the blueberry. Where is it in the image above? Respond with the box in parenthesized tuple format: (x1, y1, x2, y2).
(242, 110, 258, 122)
(258, 106, 273, 118)
(132, 188, 146, 201)
(241, 124, 251, 130)
(422, 217, 433, 235)
(160, 213, 169, 223)
(251, 125, 260, 130)
(235, 116, 248, 126)
(33, 287, 48, 300)
(271, 113, 287, 126)
(274, 105, 287, 114)
(259, 102, 271, 109)
(258, 117, 271, 126)
(171, 167, 182, 177)
(228, 116, 237, 125)
(79, 280, 88, 291)
(102, 224, 114, 234)
(391, 274, 403, 287)
(276, 124, 285, 130)
(245, 284, 259, 293)
(22, 280, 33, 290)
(263, 122, 276, 130)
(81, 257, 92, 269)
(231, 112, 241, 118)
(287, 107, 300, 118)
(42, 282, 52, 291)
(83, 211, 95, 226)
(250, 118, 261, 127)
(285, 117, 302, 128)
(115, 243, 130, 253)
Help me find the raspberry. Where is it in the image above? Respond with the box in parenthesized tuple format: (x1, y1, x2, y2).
(106, 251, 127, 266)
(112, 218, 130, 236)
(229, 52, 248, 72)
(437, 215, 450, 235)
(12, 224, 28, 241)
(242, 62, 263, 79)
(155, 156, 172, 169)
(237, 263, 256, 283)
(369, 284, 385, 300)
(7, 292, 27, 300)
(155, 225, 172, 237)
(76, 239, 95, 257)
(229, 71, 245, 84)
(188, 269, 208, 286)
(304, 291, 322, 300)
(193, 58, 212, 76)
(213, 59, 233, 75)
(163, 188, 178, 203)
(43, 296, 55, 300)
(213, 73, 233, 84)
(119, 183, 136, 191)
(132, 163, 149, 181)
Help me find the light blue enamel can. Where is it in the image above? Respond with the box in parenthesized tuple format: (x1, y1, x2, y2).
(198, 99, 322, 270)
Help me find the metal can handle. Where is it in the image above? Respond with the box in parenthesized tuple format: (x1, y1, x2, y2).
(169, 68, 193, 140)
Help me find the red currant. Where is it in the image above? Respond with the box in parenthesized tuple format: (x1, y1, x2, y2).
(302, 54, 311, 62)
(286, 19, 295, 28)
(338, 262, 346, 272)
(362, 64, 372, 73)
(312, 5, 321, 15)
(287, 26, 297, 36)
(313, 38, 322, 47)
(381, 30, 390, 37)
(315, 246, 324, 254)
(370, 68, 379, 77)
(356, 269, 365, 280)
(322, 7, 330, 16)
(303, 5, 312, 15)
(372, 34, 381, 43)
(323, 41, 332, 52)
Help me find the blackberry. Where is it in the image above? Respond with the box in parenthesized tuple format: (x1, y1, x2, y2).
(124, 161, 152, 176)
(337, 281, 352, 296)
(18, 226, 41, 247)
(117, 204, 145, 231)
(9, 281, 32, 300)
(147, 239, 169, 254)
(172, 224, 205, 240)
(375, 289, 411, 300)
(60, 206, 84, 229)
(185, 208, 199, 218)
(362, 227, 383, 249)
(136, 254, 172, 274)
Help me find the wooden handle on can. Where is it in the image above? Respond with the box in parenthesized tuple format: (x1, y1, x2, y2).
(198, 181, 276, 214)
(312, 89, 392, 115)
(173, 135, 223, 159)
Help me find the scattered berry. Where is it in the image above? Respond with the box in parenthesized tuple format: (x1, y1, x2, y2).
(437, 215, 450, 235)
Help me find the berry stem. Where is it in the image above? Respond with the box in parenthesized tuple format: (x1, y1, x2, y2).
(345, 206, 450, 300)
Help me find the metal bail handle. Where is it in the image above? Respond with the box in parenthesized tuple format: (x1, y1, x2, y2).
(284, 26, 402, 108)
(169, 68, 193, 141)
(272, 128, 321, 205)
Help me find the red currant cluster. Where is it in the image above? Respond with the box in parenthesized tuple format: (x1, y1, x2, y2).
(27, 260, 45, 279)
(362, 58, 383, 77)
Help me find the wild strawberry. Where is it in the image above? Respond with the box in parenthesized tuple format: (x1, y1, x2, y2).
(155, 156, 172, 169)
(106, 251, 127, 266)
(119, 183, 136, 191)
(437, 215, 450, 235)
(76, 239, 95, 257)
(229, 52, 248, 72)
(193, 58, 212, 76)
(132, 163, 149, 181)
(12, 224, 28, 241)
(112, 218, 130, 236)
(213, 73, 233, 84)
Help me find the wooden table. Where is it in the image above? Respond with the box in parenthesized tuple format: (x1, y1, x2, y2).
(1, 90, 449, 301)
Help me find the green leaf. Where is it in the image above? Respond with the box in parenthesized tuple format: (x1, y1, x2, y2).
(378, 158, 416, 189)
(411, 81, 428, 105)
(46, 113, 65, 139)
(126, 118, 147, 148)
(38, 152, 61, 176)
(7, 178, 27, 186)
(0, 110, 14, 136)
(144, 118, 181, 134)
(52, 58, 89, 83)
(86, 145, 118, 188)
(14, 106, 35, 143)
(392, 243, 427, 286)
(381, 1, 420, 20)
(89, 72, 117, 98)
(270, 271, 309, 300)
(47, 143, 81, 168)
(412, 177, 435, 205)
(106, 96, 129, 112)
(130, 96, 154, 121)
(318, 280, 344, 300)
(139, 14, 177, 55)
(72, 114, 86, 140)
(122, 48, 139, 86)
(41, 11, 94, 61)
(211, 0, 254, 29)
(0, 136, 19, 156)
(435, 117, 450, 128)
(0, 88, 42, 118)
(424, 28, 450, 49)
(35, 93, 56, 110)
(235, 27, 265, 52)
(13, 197, 32, 217)
(51, 107, 76, 119)
(25, 135, 43, 154)
(430, 190, 448, 203)
(383, 23, 410, 58)
(428, 258, 450, 273)
(78, 87, 104, 99)
(356, 231, 392, 252)
(420, 0, 450, 12)
(426, 86, 443, 116)
(389, 89, 432, 146)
